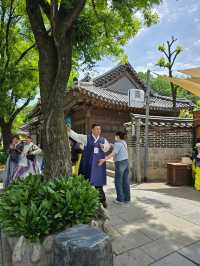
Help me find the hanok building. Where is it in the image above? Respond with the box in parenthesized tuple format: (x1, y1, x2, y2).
(27, 63, 194, 144)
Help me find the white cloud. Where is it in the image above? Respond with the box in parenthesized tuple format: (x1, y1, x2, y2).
(188, 5, 199, 14)
(154, 1, 177, 23)
(193, 40, 200, 47)
(194, 17, 200, 23)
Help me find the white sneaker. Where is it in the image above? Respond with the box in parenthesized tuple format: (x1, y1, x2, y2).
(123, 202, 130, 207)
(113, 199, 124, 205)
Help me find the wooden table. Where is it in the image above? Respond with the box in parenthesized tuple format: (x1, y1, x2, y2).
(167, 163, 192, 186)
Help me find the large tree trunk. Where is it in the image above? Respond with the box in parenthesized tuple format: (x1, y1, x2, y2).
(26, 1, 86, 179)
(1, 122, 12, 152)
(38, 35, 72, 179)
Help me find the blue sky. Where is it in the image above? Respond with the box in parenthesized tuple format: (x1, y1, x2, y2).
(90, 0, 200, 77)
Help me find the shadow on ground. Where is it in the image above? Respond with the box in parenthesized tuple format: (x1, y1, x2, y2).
(105, 182, 200, 266)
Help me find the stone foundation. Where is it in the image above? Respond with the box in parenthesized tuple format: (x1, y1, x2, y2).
(1, 233, 54, 266)
(1, 207, 115, 266)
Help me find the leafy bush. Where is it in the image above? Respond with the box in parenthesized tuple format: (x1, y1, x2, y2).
(0, 175, 100, 241)
(0, 151, 7, 165)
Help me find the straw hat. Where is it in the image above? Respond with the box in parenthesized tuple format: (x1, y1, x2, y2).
(195, 143, 200, 148)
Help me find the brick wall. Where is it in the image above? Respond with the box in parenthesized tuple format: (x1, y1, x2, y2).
(126, 123, 193, 182)
(127, 126, 192, 148)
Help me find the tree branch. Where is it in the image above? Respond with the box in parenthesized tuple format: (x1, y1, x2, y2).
(162, 50, 169, 60)
(171, 51, 180, 68)
(91, 0, 109, 37)
(3, 0, 14, 81)
(56, 0, 86, 37)
(26, 0, 48, 48)
(15, 43, 35, 65)
(10, 97, 32, 123)
(39, 0, 51, 20)
(169, 38, 177, 48)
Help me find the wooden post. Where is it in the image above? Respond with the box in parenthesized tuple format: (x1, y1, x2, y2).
(144, 70, 151, 182)
(135, 118, 142, 183)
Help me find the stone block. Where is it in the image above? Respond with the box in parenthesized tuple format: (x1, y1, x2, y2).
(54, 224, 113, 266)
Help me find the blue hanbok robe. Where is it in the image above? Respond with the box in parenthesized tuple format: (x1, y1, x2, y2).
(81, 135, 107, 187)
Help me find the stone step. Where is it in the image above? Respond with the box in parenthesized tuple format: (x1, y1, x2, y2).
(107, 169, 115, 178)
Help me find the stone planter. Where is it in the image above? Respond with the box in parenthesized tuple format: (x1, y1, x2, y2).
(1, 207, 115, 266)
(1, 233, 54, 266)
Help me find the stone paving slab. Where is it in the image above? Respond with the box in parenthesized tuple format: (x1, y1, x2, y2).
(112, 231, 152, 255)
(140, 236, 193, 261)
(105, 179, 200, 266)
(178, 241, 200, 265)
(114, 247, 154, 266)
(150, 252, 197, 266)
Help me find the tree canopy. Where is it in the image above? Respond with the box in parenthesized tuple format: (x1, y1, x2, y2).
(0, 0, 38, 150)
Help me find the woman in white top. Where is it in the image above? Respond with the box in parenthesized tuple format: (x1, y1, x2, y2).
(99, 131, 131, 205)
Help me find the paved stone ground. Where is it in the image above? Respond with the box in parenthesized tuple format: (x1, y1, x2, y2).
(105, 178, 200, 266)
(1, 178, 200, 266)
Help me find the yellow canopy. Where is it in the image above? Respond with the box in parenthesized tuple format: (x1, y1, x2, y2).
(162, 67, 200, 97)
(178, 67, 200, 78)
(164, 77, 200, 97)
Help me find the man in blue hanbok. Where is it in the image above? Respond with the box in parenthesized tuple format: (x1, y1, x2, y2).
(69, 124, 110, 208)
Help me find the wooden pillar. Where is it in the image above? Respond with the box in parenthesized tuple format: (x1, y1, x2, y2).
(135, 118, 142, 183)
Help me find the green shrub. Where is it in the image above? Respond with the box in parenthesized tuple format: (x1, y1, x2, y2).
(0, 151, 7, 165)
(0, 175, 100, 241)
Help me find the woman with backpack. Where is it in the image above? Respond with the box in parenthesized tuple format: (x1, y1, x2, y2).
(98, 131, 131, 205)
(13, 135, 42, 179)
(4, 135, 24, 187)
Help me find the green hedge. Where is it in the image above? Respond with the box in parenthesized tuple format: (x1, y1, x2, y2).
(0, 175, 100, 241)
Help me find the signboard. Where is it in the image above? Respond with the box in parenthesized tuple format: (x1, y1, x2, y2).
(128, 89, 145, 108)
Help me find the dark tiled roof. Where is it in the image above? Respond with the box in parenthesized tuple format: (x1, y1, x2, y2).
(93, 63, 145, 89)
(127, 114, 193, 128)
(76, 82, 194, 110)
(77, 63, 194, 110)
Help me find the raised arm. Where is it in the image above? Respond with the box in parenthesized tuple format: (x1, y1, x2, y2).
(69, 129, 87, 146)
